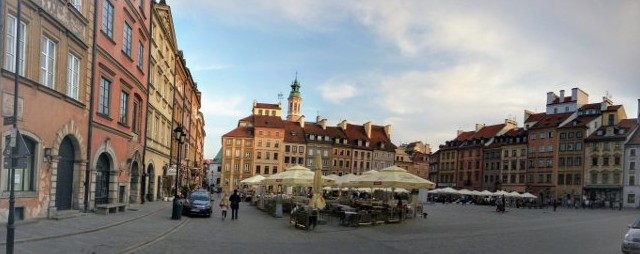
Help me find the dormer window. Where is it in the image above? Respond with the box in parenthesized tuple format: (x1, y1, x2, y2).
(365, 141, 370, 147)
(619, 129, 626, 135)
(310, 134, 315, 140)
(325, 136, 330, 141)
(381, 143, 385, 149)
(597, 130, 603, 136)
(358, 140, 362, 146)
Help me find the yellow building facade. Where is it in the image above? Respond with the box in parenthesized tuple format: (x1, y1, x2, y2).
(144, 1, 177, 201)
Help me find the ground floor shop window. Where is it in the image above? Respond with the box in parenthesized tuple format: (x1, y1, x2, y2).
(628, 194, 635, 204)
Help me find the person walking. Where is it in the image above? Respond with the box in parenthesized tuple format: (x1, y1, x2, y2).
(229, 189, 241, 220)
(220, 192, 229, 220)
(552, 198, 557, 212)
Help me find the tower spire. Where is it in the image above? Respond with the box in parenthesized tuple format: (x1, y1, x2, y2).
(287, 73, 302, 121)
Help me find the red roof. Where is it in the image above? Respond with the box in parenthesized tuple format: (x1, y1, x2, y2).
(344, 124, 370, 141)
(525, 112, 546, 123)
(454, 131, 475, 141)
(530, 112, 572, 129)
(607, 105, 622, 111)
(472, 124, 506, 139)
(579, 103, 600, 111)
(283, 121, 305, 143)
(303, 122, 329, 136)
(370, 125, 396, 151)
(253, 115, 284, 128)
(559, 115, 599, 129)
(255, 103, 280, 109)
(223, 127, 253, 138)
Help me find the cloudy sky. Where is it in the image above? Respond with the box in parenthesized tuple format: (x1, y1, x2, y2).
(169, 0, 640, 159)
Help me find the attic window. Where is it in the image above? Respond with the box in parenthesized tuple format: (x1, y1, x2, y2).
(290, 131, 296, 136)
(365, 141, 370, 147)
(381, 143, 385, 149)
(619, 129, 626, 135)
(597, 130, 603, 136)
(325, 136, 330, 141)
(310, 135, 315, 140)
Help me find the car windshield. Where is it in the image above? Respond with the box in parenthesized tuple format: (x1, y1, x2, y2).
(191, 193, 209, 201)
(633, 218, 640, 229)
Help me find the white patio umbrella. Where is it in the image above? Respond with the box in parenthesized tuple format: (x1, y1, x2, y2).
(457, 189, 474, 196)
(336, 173, 359, 187)
(507, 191, 522, 198)
(262, 165, 335, 187)
(522, 192, 538, 199)
(240, 175, 265, 185)
(349, 166, 436, 189)
(437, 187, 459, 194)
(479, 190, 494, 196)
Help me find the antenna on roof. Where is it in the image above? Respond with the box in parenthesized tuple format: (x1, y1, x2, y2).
(278, 92, 283, 105)
(605, 90, 612, 100)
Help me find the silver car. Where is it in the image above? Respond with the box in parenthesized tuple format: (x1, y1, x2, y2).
(622, 218, 640, 254)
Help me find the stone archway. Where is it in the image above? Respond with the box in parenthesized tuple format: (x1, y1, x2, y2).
(55, 136, 75, 210)
(48, 120, 87, 216)
(130, 162, 140, 203)
(95, 153, 112, 205)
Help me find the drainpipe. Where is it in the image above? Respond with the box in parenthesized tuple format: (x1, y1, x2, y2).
(141, 0, 154, 203)
(85, 0, 100, 213)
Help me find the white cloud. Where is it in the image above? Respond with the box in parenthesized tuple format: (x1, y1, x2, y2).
(318, 82, 358, 103)
(199, 95, 246, 118)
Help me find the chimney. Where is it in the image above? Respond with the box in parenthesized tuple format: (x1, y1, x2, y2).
(559, 90, 565, 102)
(384, 124, 392, 138)
(320, 118, 327, 130)
(546, 92, 556, 105)
(339, 120, 348, 130)
(524, 110, 534, 122)
(316, 115, 321, 123)
(571, 88, 578, 102)
(475, 123, 485, 131)
(364, 121, 372, 139)
(601, 96, 613, 111)
(299, 115, 305, 128)
(505, 119, 517, 129)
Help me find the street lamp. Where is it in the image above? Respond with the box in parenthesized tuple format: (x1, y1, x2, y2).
(171, 125, 185, 220)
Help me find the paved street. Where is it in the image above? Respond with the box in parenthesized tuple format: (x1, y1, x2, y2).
(0, 200, 636, 254)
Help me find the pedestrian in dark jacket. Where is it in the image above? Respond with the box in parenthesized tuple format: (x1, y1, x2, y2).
(229, 190, 241, 220)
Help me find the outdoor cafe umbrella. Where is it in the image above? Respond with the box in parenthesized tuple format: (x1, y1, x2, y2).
(349, 166, 436, 189)
(262, 165, 335, 187)
(309, 154, 326, 209)
(240, 174, 265, 185)
(522, 192, 538, 199)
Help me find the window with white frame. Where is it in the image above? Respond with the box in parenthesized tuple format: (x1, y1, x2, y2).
(102, 0, 114, 38)
(123, 23, 132, 56)
(40, 36, 57, 88)
(67, 53, 80, 100)
(4, 14, 26, 76)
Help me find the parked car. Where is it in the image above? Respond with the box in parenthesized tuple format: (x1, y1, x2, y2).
(622, 217, 640, 254)
(182, 190, 213, 217)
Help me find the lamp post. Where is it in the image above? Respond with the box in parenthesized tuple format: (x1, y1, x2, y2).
(171, 125, 185, 220)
